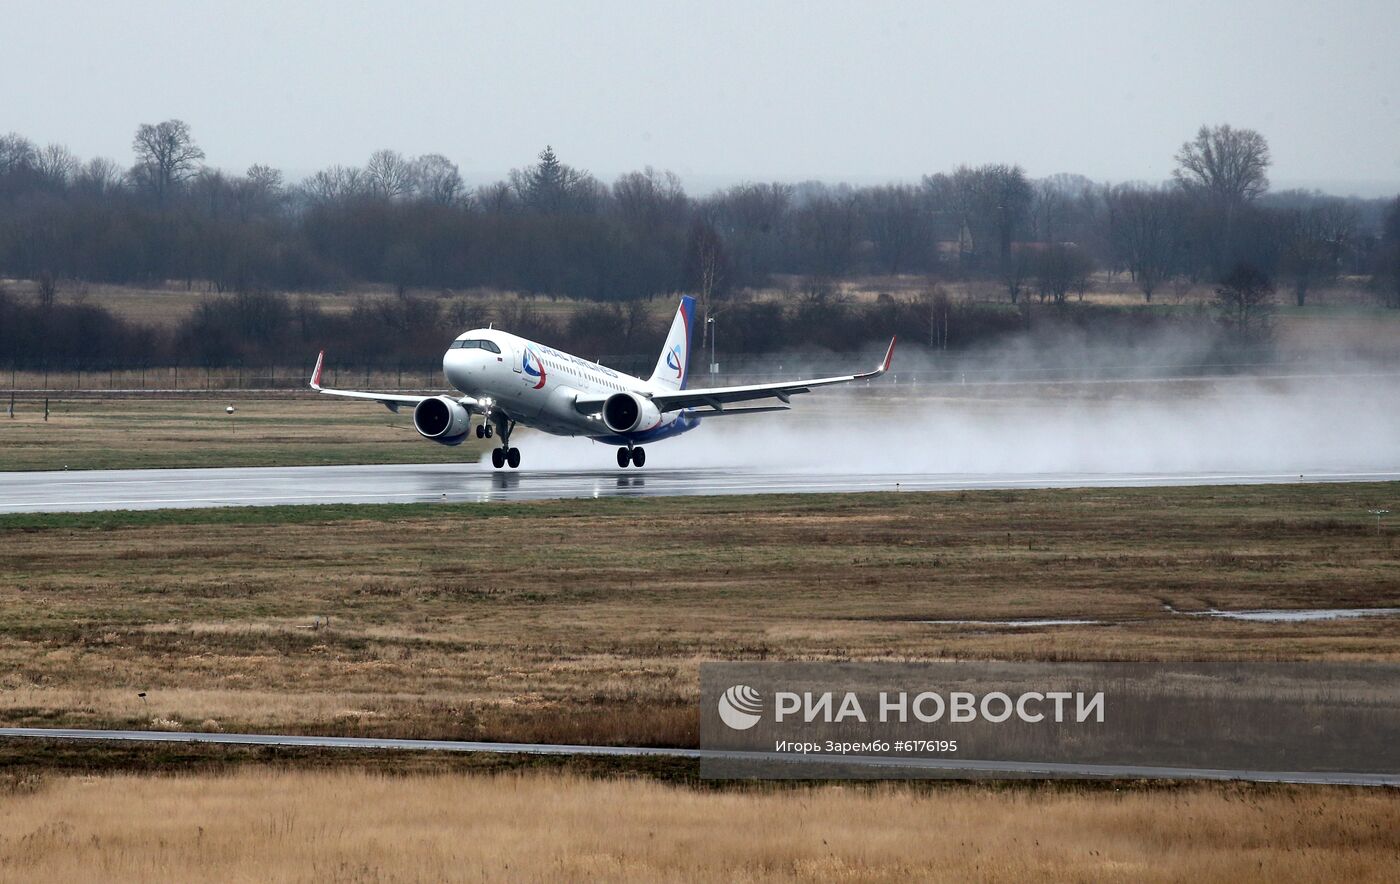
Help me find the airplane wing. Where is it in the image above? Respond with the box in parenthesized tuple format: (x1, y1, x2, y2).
(648, 337, 895, 413)
(309, 350, 474, 414)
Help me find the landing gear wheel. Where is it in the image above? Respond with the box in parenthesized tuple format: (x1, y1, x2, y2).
(617, 447, 631, 468)
(475, 424, 485, 438)
(484, 423, 494, 439)
(491, 448, 505, 469)
(506, 447, 521, 469)
(631, 446, 646, 468)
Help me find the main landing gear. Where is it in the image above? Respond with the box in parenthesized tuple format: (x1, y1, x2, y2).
(486, 415, 520, 470)
(616, 446, 646, 468)
(491, 447, 520, 469)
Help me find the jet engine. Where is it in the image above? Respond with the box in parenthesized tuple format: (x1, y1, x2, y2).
(413, 396, 472, 445)
(601, 391, 661, 434)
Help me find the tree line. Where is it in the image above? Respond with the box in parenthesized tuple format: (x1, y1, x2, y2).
(3, 122, 1399, 303)
(2, 122, 1400, 370)
(5, 277, 1260, 373)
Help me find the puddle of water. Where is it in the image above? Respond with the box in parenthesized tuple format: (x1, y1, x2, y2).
(919, 618, 1101, 628)
(1167, 606, 1400, 623)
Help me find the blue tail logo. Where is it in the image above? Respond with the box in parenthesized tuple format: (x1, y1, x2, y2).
(649, 295, 694, 391)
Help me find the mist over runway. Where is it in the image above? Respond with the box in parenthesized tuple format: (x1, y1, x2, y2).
(3, 375, 1397, 513)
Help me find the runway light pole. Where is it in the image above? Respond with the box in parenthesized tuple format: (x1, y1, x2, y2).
(707, 315, 718, 383)
(1369, 509, 1389, 536)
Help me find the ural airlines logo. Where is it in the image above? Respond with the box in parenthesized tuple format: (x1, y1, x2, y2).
(665, 344, 684, 379)
(718, 684, 763, 730)
(522, 347, 547, 389)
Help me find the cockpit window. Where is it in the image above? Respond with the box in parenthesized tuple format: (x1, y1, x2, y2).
(451, 338, 502, 353)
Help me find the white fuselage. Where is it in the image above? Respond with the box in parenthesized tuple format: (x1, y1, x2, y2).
(442, 328, 695, 442)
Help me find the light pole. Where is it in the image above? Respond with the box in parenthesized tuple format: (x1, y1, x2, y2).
(1369, 509, 1389, 536)
(706, 315, 718, 383)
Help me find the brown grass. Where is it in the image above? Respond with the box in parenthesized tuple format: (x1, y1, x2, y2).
(0, 769, 1395, 882)
(1, 486, 1396, 744)
(9, 277, 1398, 352)
(2, 278, 672, 329)
(0, 396, 488, 470)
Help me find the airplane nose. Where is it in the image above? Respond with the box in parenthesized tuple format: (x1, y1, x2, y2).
(443, 348, 472, 388)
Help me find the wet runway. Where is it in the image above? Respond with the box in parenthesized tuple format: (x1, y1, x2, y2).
(3, 463, 1399, 513)
(1, 728, 1394, 785)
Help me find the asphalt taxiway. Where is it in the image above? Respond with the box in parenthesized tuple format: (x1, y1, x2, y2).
(3, 464, 1399, 513)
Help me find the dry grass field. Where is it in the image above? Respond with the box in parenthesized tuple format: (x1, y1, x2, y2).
(2, 486, 1397, 880)
(0, 769, 1395, 882)
(11, 276, 1400, 345)
(2, 485, 1396, 745)
(3, 278, 668, 328)
(0, 396, 488, 470)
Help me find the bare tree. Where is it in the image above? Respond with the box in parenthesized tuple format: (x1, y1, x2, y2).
(34, 144, 78, 186)
(234, 164, 286, 220)
(36, 272, 57, 309)
(1108, 185, 1183, 302)
(246, 163, 284, 194)
(1036, 244, 1094, 304)
(131, 119, 205, 203)
(1379, 197, 1400, 309)
(1030, 179, 1070, 243)
(412, 153, 463, 205)
(365, 149, 415, 200)
(1280, 200, 1355, 306)
(0, 132, 37, 175)
(302, 165, 365, 203)
(918, 280, 952, 349)
(685, 218, 730, 353)
(863, 184, 928, 274)
(613, 167, 687, 229)
(684, 218, 728, 309)
(75, 156, 123, 195)
(795, 191, 859, 277)
(1173, 124, 1271, 206)
(474, 180, 515, 214)
(1002, 248, 1032, 304)
(1214, 263, 1275, 342)
(939, 164, 1032, 273)
(620, 298, 654, 350)
(711, 182, 791, 236)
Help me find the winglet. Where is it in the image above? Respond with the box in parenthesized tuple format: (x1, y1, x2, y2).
(880, 336, 896, 373)
(310, 350, 325, 390)
(852, 336, 897, 381)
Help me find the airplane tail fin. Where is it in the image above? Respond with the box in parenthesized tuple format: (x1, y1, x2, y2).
(648, 296, 695, 391)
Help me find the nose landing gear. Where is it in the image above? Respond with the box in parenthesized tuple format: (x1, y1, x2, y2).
(616, 446, 646, 468)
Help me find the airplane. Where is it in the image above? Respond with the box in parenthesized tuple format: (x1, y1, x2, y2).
(310, 295, 895, 469)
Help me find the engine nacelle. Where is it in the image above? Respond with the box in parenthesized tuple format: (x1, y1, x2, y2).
(602, 391, 662, 434)
(413, 396, 472, 446)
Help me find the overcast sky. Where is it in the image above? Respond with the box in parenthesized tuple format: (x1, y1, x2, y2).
(6, 0, 1399, 194)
